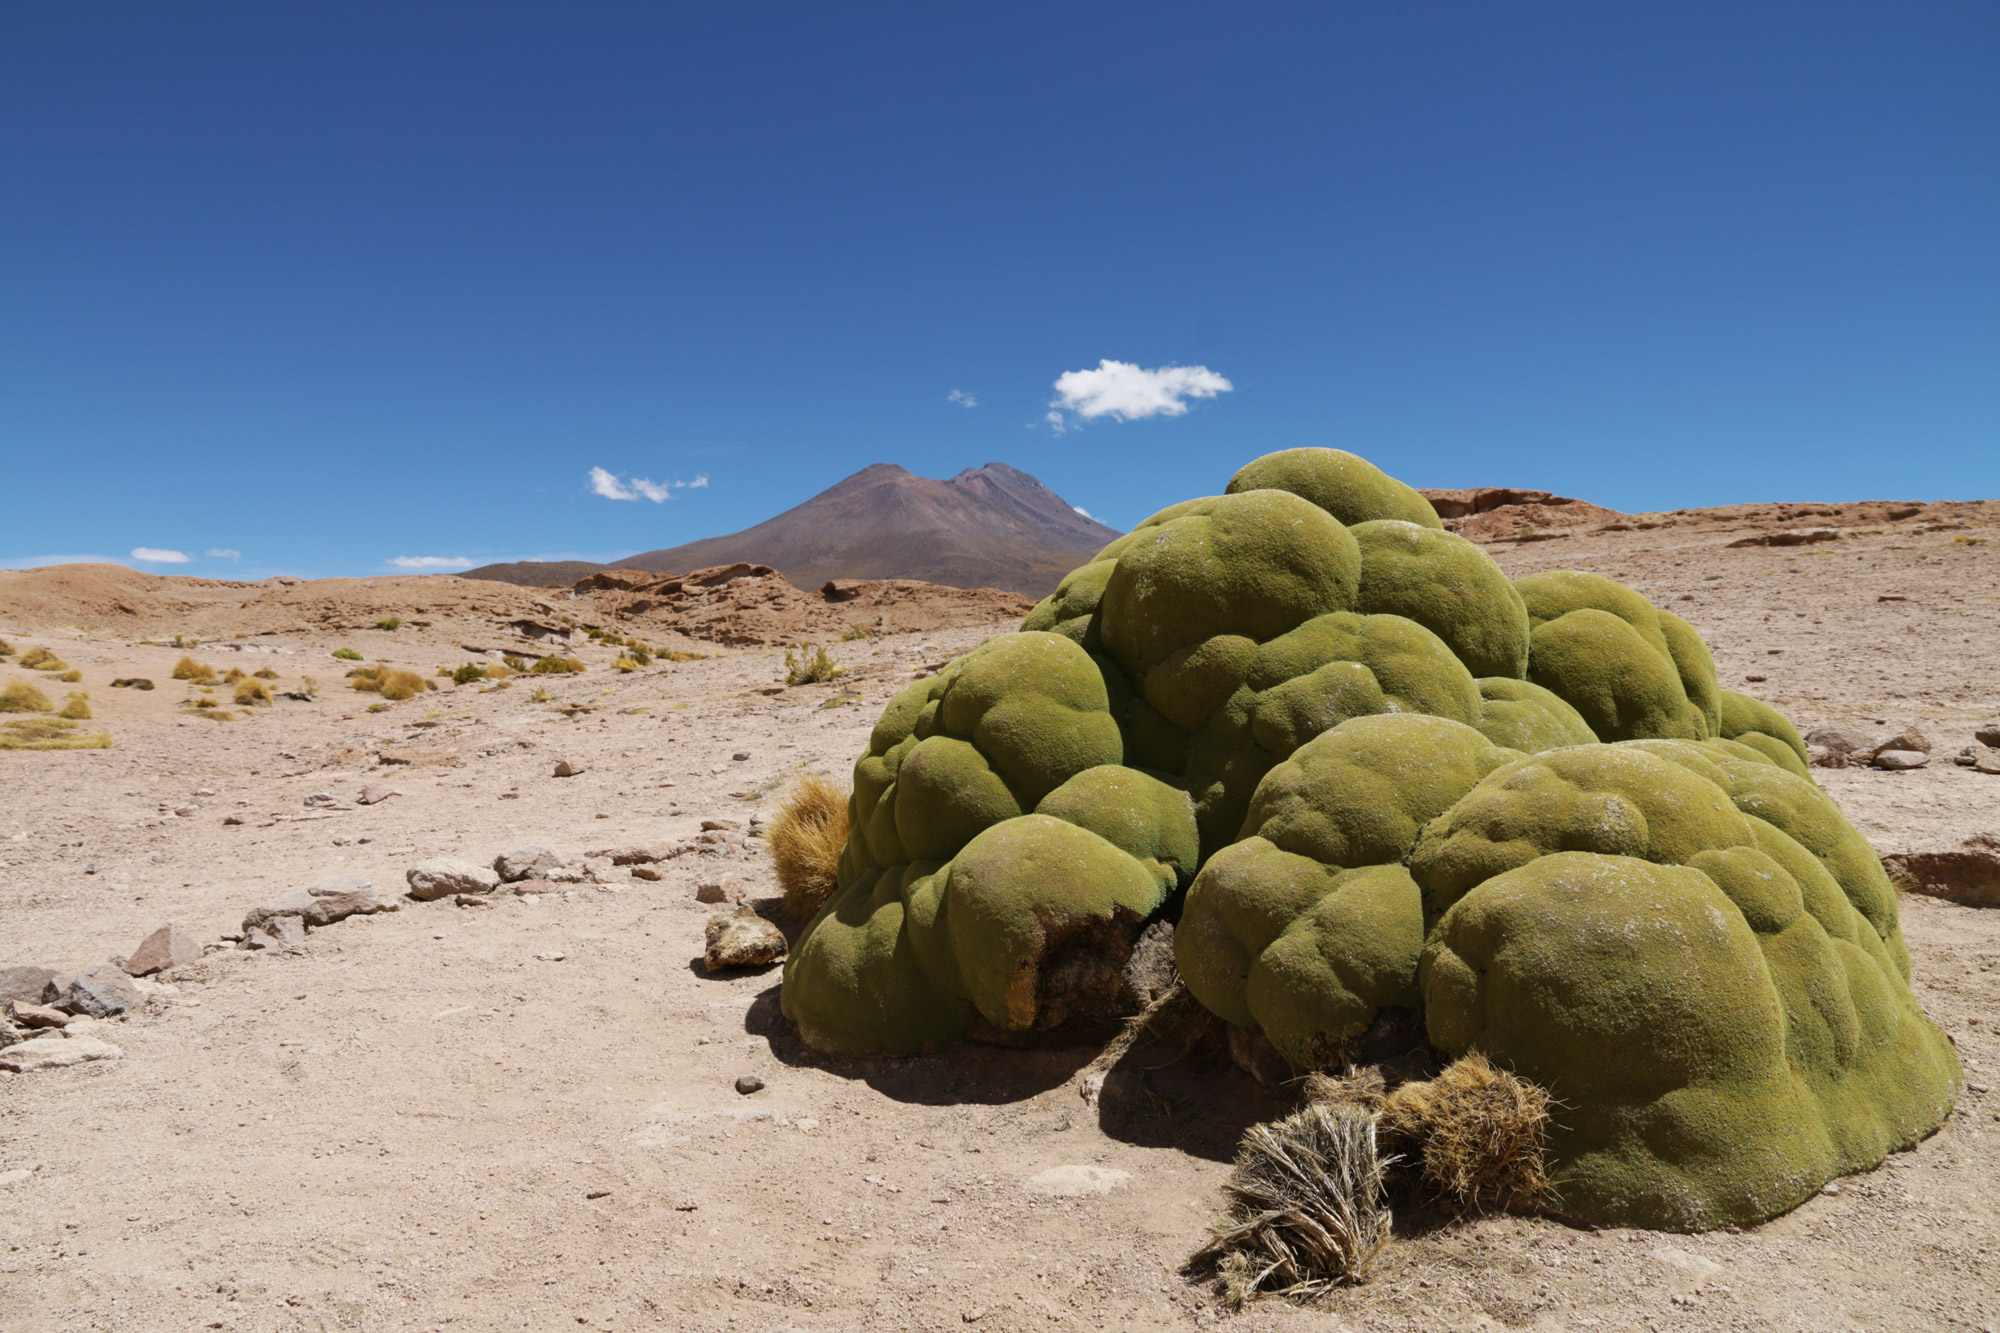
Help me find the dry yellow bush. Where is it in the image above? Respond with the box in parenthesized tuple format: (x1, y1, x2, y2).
(20, 647, 70, 673)
(0, 718, 112, 750)
(375, 668, 425, 701)
(171, 656, 216, 684)
(612, 656, 640, 673)
(222, 667, 246, 684)
(770, 772, 850, 920)
(233, 678, 274, 707)
(1, 681, 54, 713)
(1376, 1054, 1553, 1213)
(55, 670, 81, 683)
(58, 692, 91, 720)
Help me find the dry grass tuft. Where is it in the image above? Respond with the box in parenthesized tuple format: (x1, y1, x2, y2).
(171, 655, 216, 683)
(253, 667, 279, 679)
(222, 667, 246, 684)
(21, 647, 71, 673)
(770, 772, 850, 920)
(233, 678, 274, 707)
(58, 691, 92, 720)
(530, 656, 585, 674)
(784, 643, 845, 685)
(1376, 1054, 1553, 1213)
(0, 718, 112, 750)
(1191, 1101, 1394, 1305)
(56, 669, 82, 683)
(612, 655, 640, 673)
(376, 667, 426, 701)
(1, 681, 55, 713)
(661, 650, 706, 663)
(0, 638, 12, 657)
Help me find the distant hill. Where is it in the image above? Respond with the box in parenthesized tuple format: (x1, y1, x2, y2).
(463, 462, 1121, 598)
(453, 559, 612, 587)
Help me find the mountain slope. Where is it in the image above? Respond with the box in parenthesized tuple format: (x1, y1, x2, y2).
(597, 462, 1119, 597)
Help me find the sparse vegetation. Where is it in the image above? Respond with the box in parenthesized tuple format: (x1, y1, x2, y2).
(171, 656, 216, 683)
(332, 647, 362, 661)
(0, 638, 13, 657)
(349, 665, 426, 701)
(55, 670, 82, 683)
(503, 655, 528, 672)
(771, 772, 850, 921)
(528, 686, 551, 703)
(612, 655, 640, 673)
(1, 681, 54, 713)
(57, 691, 92, 720)
(1374, 1055, 1553, 1214)
(452, 661, 496, 685)
(628, 646, 652, 666)
(662, 650, 707, 663)
(194, 708, 237, 722)
(20, 647, 70, 673)
(1190, 1100, 1392, 1305)
(841, 624, 874, 641)
(530, 656, 585, 674)
(253, 667, 279, 679)
(233, 678, 275, 707)
(222, 667, 246, 684)
(193, 697, 219, 709)
(375, 617, 403, 631)
(785, 643, 845, 685)
(0, 717, 112, 750)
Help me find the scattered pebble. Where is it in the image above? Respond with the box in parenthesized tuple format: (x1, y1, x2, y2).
(735, 1074, 765, 1095)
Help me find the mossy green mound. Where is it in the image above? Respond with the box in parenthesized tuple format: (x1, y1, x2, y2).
(786, 448, 1958, 1231)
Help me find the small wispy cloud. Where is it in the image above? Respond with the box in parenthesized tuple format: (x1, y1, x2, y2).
(590, 466, 708, 502)
(389, 555, 474, 570)
(131, 547, 191, 564)
(1045, 359, 1233, 433)
(1073, 505, 1098, 521)
(947, 389, 979, 408)
(206, 548, 241, 561)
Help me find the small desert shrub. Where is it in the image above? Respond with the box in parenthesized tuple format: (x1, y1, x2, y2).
(0, 718, 112, 750)
(171, 634, 196, 649)
(222, 667, 246, 684)
(528, 686, 551, 703)
(612, 655, 639, 673)
(21, 647, 70, 673)
(841, 624, 874, 641)
(332, 647, 362, 661)
(1, 681, 54, 713)
(253, 667, 278, 679)
(662, 650, 706, 663)
(193, 697, 219, 709)
(530, 656, 584, 674)
(234, 678, 274, 707)
(771, 772, 850, 921)
(298, 676, 320, 697)
(628, 646, 652, 666)
(0, 638, 12, 657)
(1190, 1101, 1393, 1305)
(452, 661, 490, 685)
(58, 691, 92, 720)
(171, 656, 216, 683)
(785, 643, 845, 686)
(110, 678, 154, 690)
(352, 665, 424, 701)
(502, 654, 528, 672)
(196, 708, 237, 722)
(55, 670, 81, 683)
(1376, 1054, 1553, 1214)
(375, 617, 402, 631)
(347, 665, 379, 683)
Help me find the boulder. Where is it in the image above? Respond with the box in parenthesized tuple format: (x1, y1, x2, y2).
(1976, 751, 2000, 776)
(0, 966, 60, 1006)
(493, 847, 560, 882)
(1874, 749, 1930, 771)
(1976, 722, 2000, 748)
(406, 860, 501, 900)
(123, 924, 202, 977)
(1805, 727, 1879, 758)
(704, 907, 787, 973)
(59, 964, 141, 1018)
(0, 1033, 124, 1072)
(7, 1001, 70, 1029)
(243, 876, 388, 934)
(1882, 844, 2000, 908)
(1879, 726, 1931, 755)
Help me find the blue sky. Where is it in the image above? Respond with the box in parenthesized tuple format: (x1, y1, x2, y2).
(3, 3, 1995, 579)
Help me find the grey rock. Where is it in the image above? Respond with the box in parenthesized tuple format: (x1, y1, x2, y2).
(0, 966, 60, 1006)
(60, 964, 142, 1018)
(1805, 727, 1879, 757)
(1976, 723, 2000, 748)
(1975, 751, 2000, 775)
(303, 792, 340, 808)
(1807, 745, 1848, 769)
(123, 924, 202, 977)
(268, 916, 307, 948)
(735, 1074, 765, 1095)
(0, 1021, 21, 1049)
(8, 1001, 70, 1029)
(703, 907, 787, 973)
(406, 860, 501, 900)
(731, 751, 750, 762)
(1874, 749, 1930, 771)
(242, 927, 285, 951)
(493, 847, 561, 882)
(585, 843, 671, 866)
(242, 877, 387, 935)
(0, 1033, 123, 1072)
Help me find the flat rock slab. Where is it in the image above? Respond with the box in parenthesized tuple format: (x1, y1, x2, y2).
(0, 1033, 124, 1072)
(1022, 1165, 1133, 1197)
(1883, 848, 2000, 908)
(0, 966, 60, 1006)
(1875, 749, 1931, 770)
(703, 908, 786, 973)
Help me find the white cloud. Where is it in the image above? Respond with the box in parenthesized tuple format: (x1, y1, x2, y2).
(1073, 505, 1098, 521)
(1047, 359, 1233, 430)
(589, 466, 706, 502)
(206, 548, 241, 561)
(131, 547, 191, 564)
(947, 389, 979, 408)
(389, 555, 474, 570)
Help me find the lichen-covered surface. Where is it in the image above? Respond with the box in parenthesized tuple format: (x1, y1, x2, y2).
(782, 449, 1964, 1231)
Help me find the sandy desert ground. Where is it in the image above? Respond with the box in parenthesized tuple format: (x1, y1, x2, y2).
(2, 500, 1998, 1333)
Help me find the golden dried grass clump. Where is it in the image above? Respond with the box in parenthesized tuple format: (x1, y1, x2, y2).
(58, 691, 92, 720)
(56, 669, 82, 683)
(0, 637, 13, 657)
(1191, 1101, 1393, 1306)
(20, 647, 70, 673)
(253, 667, 279, 680)
(222, 667, 246, 684)
(350, 665, 426, 701)
(0, 718, 112, 750)
(2, 681, 55, 713)
(1376, 1054, 1553, 1214)
(233, 678, 274, 707)
(770, 772, 850, 920)
(530, 656, 585, 674)
(784, 643, 844, 685)
(171, 656, 216, 683)
(612, 655, 640, 673)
